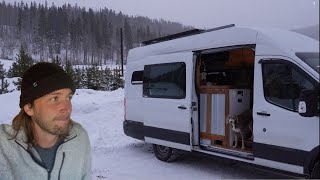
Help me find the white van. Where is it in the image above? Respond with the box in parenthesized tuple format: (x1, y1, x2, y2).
(123, 24, 319, 178)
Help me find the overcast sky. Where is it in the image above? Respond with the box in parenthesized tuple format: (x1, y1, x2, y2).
(4, 0, 319, 30)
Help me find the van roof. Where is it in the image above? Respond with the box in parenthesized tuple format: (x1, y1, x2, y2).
(127, 26, 319, 63)
(141, 24, 236, 46)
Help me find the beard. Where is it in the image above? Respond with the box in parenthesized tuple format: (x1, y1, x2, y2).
(33, 115, 71, 136)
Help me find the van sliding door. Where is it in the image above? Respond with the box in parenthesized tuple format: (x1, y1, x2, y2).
(142, 52, 193, 151)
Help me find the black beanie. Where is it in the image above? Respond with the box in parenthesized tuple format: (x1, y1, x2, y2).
(19, 62, 75, 108)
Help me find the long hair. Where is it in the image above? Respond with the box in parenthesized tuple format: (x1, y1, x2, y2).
(11, 108, 73, 145)
(12, 109, 35, 144)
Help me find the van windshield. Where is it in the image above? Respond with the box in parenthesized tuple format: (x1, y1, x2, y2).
(296, 52, 319, 73)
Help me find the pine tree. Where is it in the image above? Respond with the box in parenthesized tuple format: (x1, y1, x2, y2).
(0, 62, 10, 94)
(52, 55, 62, 67)
(64, 60, 81, 90)
(124, 18, 133, 50)
(13, 77, 22, 90)
(110, 67, 124, 91)
(73, 66, 83, 89)
(0, 79, 11, 94)
(85, 66, 92, 89)
(64, 60, 74, 78)
(17, 2, 24, 35)
(81, 67, 87, 89)
(37, 5, 48, 60)
(103, 66, 112, 91)
(92, 65, 101, 90)
(8, 46, 34, 90)
(0, 61, 6, 79)
(94, 65, 103, 90)
(86, 64, 102, 90)
(8, 46, 34, 78)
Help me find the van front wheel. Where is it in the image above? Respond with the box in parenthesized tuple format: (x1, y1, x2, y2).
(311, 161, 320, 179)
(153, 144, 179, 162)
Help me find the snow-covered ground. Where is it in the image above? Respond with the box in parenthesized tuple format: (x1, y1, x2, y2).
(0, 89, 292, 179)
(0, 59, 290, 179)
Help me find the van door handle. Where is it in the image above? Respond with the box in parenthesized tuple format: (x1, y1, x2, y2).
(178, 105, 187, 109)
(257, 112, 271, 116)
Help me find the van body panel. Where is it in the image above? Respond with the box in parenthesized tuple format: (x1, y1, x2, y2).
(255, 29, 319, 80)
(255, 28, 319, 56)
(254, 157, 304, 174)
(145, 137, 191, 150)
(253, 55, 319, 152)
(142, 52, 193, 151)
(191, 55, 200, 146)
(127, 27, 258, 62)
(253, 54, 319, 175)
(304, 146, 320, 175)
(193, 146, 304, 174)
(125, 62, 144, 123)
(123, 120, 144, 140)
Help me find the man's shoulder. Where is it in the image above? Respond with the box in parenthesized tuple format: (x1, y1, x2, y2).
(66, 122, 91, 150)
(70, 122, 89, 140)
(71, 122, 86, 133)
(0, 124, 14, 138)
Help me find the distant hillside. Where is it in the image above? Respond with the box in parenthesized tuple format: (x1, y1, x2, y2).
(292, 24, 319, 41)
(0, 1, 192, 65)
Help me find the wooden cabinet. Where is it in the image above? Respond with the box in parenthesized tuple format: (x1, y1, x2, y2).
(199, 86, 251, 148)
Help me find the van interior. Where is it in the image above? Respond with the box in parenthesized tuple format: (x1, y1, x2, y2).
(196, 47, 255, 153)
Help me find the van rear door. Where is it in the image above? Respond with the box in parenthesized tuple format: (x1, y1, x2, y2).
(142, 52, 193, 151)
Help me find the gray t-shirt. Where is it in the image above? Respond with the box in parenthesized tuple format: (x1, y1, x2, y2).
(34, 140, 63, 172)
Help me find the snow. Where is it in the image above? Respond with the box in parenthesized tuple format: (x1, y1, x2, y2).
(0, 89, 291, 179)
(0, 59, 287, 179)
(74, 64, 124, 71)
(0, 59, 14, 71)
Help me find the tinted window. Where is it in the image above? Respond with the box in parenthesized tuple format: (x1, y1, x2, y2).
(143, 62, 186, 99)
(131, 71, 143, 84)
(296, 52, 319, 73)
(262, 62, 317, 111)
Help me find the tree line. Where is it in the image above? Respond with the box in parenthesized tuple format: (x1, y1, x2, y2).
(0, 46, 124, 94)
(0, 1, 192, 65)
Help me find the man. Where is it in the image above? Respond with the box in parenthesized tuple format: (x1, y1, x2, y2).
(0, 62, 91, 180)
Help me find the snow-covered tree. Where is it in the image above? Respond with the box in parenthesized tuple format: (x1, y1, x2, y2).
(73, 66, 84, 89)
(80, 67, 87, 89)
(102, 67, 112, 91)
(0, 62, 10, 94)
(0, 79, 10, 94)
(86, 64, 103, 90)
(110, 67, 124, 91)
(8, 46, 34, 78)
(8, 46, 34, 90)
(0, 62, 6, 78)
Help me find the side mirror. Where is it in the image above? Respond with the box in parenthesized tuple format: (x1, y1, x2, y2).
(298, 89, 318, 117)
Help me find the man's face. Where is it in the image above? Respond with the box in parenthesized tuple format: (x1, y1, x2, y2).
(25, 88, 73, 136)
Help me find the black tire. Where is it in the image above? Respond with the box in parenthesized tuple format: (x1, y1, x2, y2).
(152, 144, 179, 162)
(311, 161, 320, 179)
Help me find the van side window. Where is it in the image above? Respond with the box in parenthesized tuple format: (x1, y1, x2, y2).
(131, 71, 143, 84)
(262, 62, 316, 111)
(143, 62, 186, 99)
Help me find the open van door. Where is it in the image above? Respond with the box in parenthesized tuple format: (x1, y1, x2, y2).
(142, 52, 194, 151)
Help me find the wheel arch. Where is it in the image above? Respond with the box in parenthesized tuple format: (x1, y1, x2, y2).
(304, 146, 320, 175)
